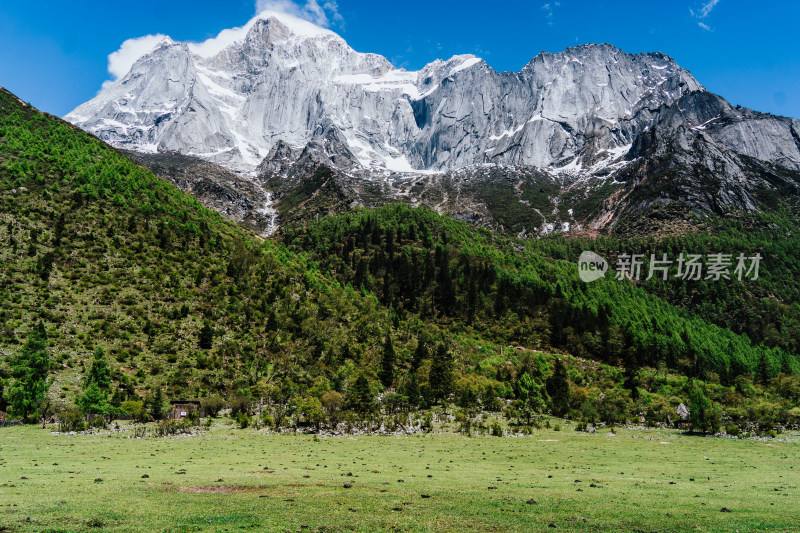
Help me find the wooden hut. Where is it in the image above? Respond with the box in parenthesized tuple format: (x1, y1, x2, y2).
(169, 401, 201, 420)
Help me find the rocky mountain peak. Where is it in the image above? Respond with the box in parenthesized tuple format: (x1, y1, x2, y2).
(66, 13, 799, 197)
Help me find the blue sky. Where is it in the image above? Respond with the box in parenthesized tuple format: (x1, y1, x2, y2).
(1, 0, 798, 118)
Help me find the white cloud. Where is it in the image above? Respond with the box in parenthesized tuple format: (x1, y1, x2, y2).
(106, 34, 170, 81)
(698, 0, 721, 18)
(690, 0, 720, 32)
(541, 2, 560, 25)
(255, 0, 343, 28)
(100, 1, 344, 89)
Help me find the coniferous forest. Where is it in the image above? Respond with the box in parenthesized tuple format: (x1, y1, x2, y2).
(2, 87, 800, 436)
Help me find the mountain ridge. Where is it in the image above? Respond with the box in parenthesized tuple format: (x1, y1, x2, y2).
(3, 85, 800, 436)
(65, 13, 707, 173)
(64, 13, 800, 237)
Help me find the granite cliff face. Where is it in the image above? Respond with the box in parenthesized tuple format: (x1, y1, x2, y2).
(67, 11, 800, 235)
(66, 12, 706, 174)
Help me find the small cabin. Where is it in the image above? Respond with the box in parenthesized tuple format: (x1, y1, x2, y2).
(169, 401, 201, 420)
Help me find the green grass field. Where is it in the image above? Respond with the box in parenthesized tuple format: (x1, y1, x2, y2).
(1, 424, 798, 532)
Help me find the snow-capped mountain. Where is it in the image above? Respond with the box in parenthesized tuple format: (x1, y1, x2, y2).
(66, 11, 800, 237)
(67, 11, 703, 174)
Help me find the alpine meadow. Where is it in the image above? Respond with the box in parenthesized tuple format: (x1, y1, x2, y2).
(2, 3, 800, 532)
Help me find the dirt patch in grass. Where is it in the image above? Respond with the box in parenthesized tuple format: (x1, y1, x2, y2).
(176, 485, 266, 494)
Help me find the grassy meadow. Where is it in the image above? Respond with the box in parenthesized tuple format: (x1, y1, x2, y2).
(1, 423, 798, 532)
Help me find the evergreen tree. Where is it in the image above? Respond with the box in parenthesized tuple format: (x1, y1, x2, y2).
(0, 378, 7, 413)
(7, 322, 50, 423)
(53, 213, 66, 247)
(429, 344, 454, 402)
(437, 248, 456, 314)
(780, 352, 793, 375)
(77, 382, 109, 415)
(404, 373, 420, 407)
(466, 276, 478, 324)
(348, 374, 375, 415)
(622, 341, 640, 400)
(110, 388, 125, 408)
(756, 352, 772, 385)
(86, 347, 111, 391)
(199, 323, 214, 350)
(378, 333, 395, 387)
(546, 358, 570, 417)
(688, 386, 711, 433)
(411, 339, 427, 371)
(149, 388, 166, 420)
(354, 257, 367, 289)
(517, 372, 546, 425)
(37, 251, 55, 281)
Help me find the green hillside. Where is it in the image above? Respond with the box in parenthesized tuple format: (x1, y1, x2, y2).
(0, 88, 394, 408)
(1, 87, 799, 433)
(283, 204, 798, 379)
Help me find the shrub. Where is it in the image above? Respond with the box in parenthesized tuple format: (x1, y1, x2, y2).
(421, 412, 433, 432)
(200, 395, 225, 417)
(725, 424, 741, 437)
(57, 409, 85, 432)
(87, 415, 106, 429)
(121, 400, 143, 415)
(152, 419, 192, 437)
(229, 396, 253, 417)
(490, 421, 503, 437)
(236, 412, 251, 429)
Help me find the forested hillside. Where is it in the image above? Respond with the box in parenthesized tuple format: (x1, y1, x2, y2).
(283, 205, 798, 381)
(0, 88, 394, 410)
(1, 87, 799, 434)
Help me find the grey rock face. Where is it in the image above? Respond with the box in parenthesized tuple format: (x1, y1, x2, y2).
(67, 13, 723, 175)
(606, 91, 800, 225)
(125, 151, 278, 236)
(67, 12, 800, 236)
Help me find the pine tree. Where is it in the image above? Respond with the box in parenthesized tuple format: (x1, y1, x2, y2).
(546, 358, 570, 417)
(466, 277, 478, 324)
(38, 251, 55, 281)
(379, 333, 395, 388)
(78, 347, 112, 416)
(110, 388, 125, 408)
(199, 323, 214, 350)
(688, 386, 712, 433)
(780, 352, 793, 375)
(411, 339, 427, 371)
(86, 347, 111, 391)
(436, 247, 456, 314)
(348, 374, 375, 415)
(7, 322, 51, 423)
(517, 372, 546, 425)
(429, 344, 454, 402)
(77, 382, 109, 415)
(149, 388, 166, 420)
(756, 352, 771, 385)
(404, 373, 420, 407)
(53, 212, 66, 247)
(0, 378, 7, 413)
